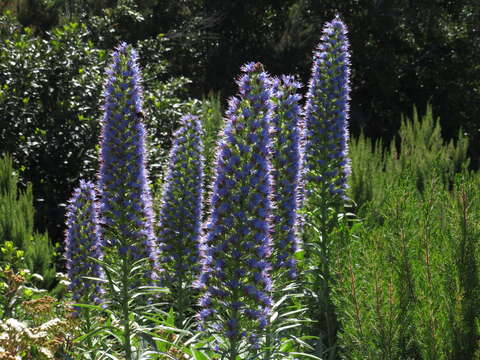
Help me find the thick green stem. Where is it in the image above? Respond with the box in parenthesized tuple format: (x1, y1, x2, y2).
(85, 308, 94, 352)
(229, 342, 239, 360)
(263, 326, 272, 360)
(320, 207, 336, 354)
(121, 255, 133, 360)
(228, 289, 240, 360)
(175, 279, 187, 326)
(310, 187, 339, 359)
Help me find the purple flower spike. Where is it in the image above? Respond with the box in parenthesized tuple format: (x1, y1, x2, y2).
(270, 75, 304, 278)
(197, 62, 274, 345)
(304, 16, 351, 201)
(98, 42, 159, 278)
(158, 114, 204, 289)
(65, 180, 105, 307)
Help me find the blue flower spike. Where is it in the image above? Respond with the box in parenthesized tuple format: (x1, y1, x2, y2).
(158, 114, 204, 291)
(98, 42, 159, 279)
(304, 16, 351, 201)
(65, 180, 105, 309)
(269, 75, 304, 279)
(197, 62, 275, 354)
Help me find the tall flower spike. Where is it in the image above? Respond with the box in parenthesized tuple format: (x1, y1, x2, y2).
(158, 114, 204, 292)
(304, 16, 351, 201)
(197, 62, 274, 351)
(98, 42, 159, 278)
(270, 75, 304, 278)
(65, 180, 104, 307)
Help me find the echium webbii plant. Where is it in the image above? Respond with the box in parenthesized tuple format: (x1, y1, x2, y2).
(304, 15, 351, 204)
(302, 16, 352, 358)
(269, 75, 304, 279)
(196, 62, 274, 358)
(65, 180, 105, 310)
(97, 42, 160, 360)
(157, 114, 204, 320)
(98, 42, 159, 278)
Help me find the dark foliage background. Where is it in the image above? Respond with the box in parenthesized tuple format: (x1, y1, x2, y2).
(0, 0, 479, 244)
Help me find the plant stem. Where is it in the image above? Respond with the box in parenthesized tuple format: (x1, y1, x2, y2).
(121, 254, 132, 360)
(85, 308, 94, 353)
(264, 326, 272, 360)
(228, 289, 240, 360)
(321, 222, 337, 359)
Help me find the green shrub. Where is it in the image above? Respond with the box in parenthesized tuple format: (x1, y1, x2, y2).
(390, 105, 469, 193)
(348, 132, 385, 210)
(335, 169, 480, 359)
(349, 104, 469, 213)
(0, 155, 55, 289)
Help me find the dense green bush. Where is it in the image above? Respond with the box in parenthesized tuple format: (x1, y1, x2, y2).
(0, 155, 55, 289)
(0, 14, 106, 240)
(335, 175, 480, 359)
(334, 109, 480, 359)
(349, 105, 469, 213)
